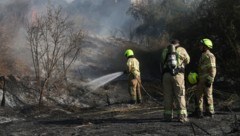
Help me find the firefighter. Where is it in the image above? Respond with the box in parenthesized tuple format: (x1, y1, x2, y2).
(194, 38, 216, 118)
(124, 49, 142, 104)
(161, 39, 190, 123)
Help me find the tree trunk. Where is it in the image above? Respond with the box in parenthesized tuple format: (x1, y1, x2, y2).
(1, 91, 5, 107)
(37, 76, 43, 106)
(1, 76, 6, 107)
(38, 88, 43, 106)
(39, 78, 49, 106)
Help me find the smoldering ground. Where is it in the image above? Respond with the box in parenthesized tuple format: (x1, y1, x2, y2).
(1, 1, 240, 136)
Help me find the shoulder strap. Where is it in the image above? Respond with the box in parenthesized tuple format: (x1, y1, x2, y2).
(163, 46, 170, 65)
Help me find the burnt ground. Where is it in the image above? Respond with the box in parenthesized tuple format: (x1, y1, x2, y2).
(0, 78, 240, 136)
(0, 101, 240, 136)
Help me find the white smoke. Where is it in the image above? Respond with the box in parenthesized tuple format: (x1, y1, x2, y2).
(0, 0, 137, 77)
(0, 0, 10, 5)
(64, 0, 74, 3)
(67, 0, 137, 38)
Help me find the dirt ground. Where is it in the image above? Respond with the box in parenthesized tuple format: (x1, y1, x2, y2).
(0, 101, 240, 136)
(0, 78, 240, 135)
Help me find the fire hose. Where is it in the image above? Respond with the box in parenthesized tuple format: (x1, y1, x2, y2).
(136, 78, 162, 105)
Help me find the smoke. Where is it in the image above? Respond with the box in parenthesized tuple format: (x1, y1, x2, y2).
(0, 0, 203, 108)
(0, 0, 11, 5)
(0, 0, 31, 75)
(24, 0, 137, 37)
(68, 0, 136, 37)
(64, 0, 74, 3)
(0, 0, 139, 79)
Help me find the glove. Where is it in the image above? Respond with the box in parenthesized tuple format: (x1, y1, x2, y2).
(205, 80, 212, 88)
(123, 70, 128, 74)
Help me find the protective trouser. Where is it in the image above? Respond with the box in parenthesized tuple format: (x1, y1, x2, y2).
(195, 78, 214, 114)
(163, 73, 187, 119)
(128, 74, 142, 103)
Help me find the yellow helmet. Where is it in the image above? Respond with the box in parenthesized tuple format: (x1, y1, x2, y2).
(124, 49, 134, 57)
(201, 38, 213, 49)
(188, 72, 198, 85)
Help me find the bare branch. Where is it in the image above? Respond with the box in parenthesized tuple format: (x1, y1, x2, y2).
(26, 5, 84, 105)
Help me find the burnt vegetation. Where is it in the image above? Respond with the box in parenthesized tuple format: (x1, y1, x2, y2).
(0, 0, 240, 135)
(26, 5, 84, 105)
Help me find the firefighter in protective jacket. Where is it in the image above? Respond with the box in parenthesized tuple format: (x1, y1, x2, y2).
(161, 39, 190, 123)
(194, 38, 216, 118)
(124, 49, 142, 104)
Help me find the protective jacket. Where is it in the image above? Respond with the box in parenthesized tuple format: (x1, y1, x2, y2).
(126, 57, 142, 103)
(195, 50, 216, 114)
(198, 50, 216, 83)
(126, 57, 140, 77)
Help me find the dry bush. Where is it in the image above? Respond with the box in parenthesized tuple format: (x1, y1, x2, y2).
(26, 5, 84, 105)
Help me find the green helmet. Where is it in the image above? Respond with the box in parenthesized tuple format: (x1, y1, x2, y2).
(188, 72, 198, 85)
(201, 38, 213, 49)
(124, 49, 134, 57)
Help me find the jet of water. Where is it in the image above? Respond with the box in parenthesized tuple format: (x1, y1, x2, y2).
(85, 72, 123, 90)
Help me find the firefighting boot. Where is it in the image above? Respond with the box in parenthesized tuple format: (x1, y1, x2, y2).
(178, 114, 189, 123)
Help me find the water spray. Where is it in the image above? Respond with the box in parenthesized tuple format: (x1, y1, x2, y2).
(84, 71, 161, 105)
(85, 71, 123, 90)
